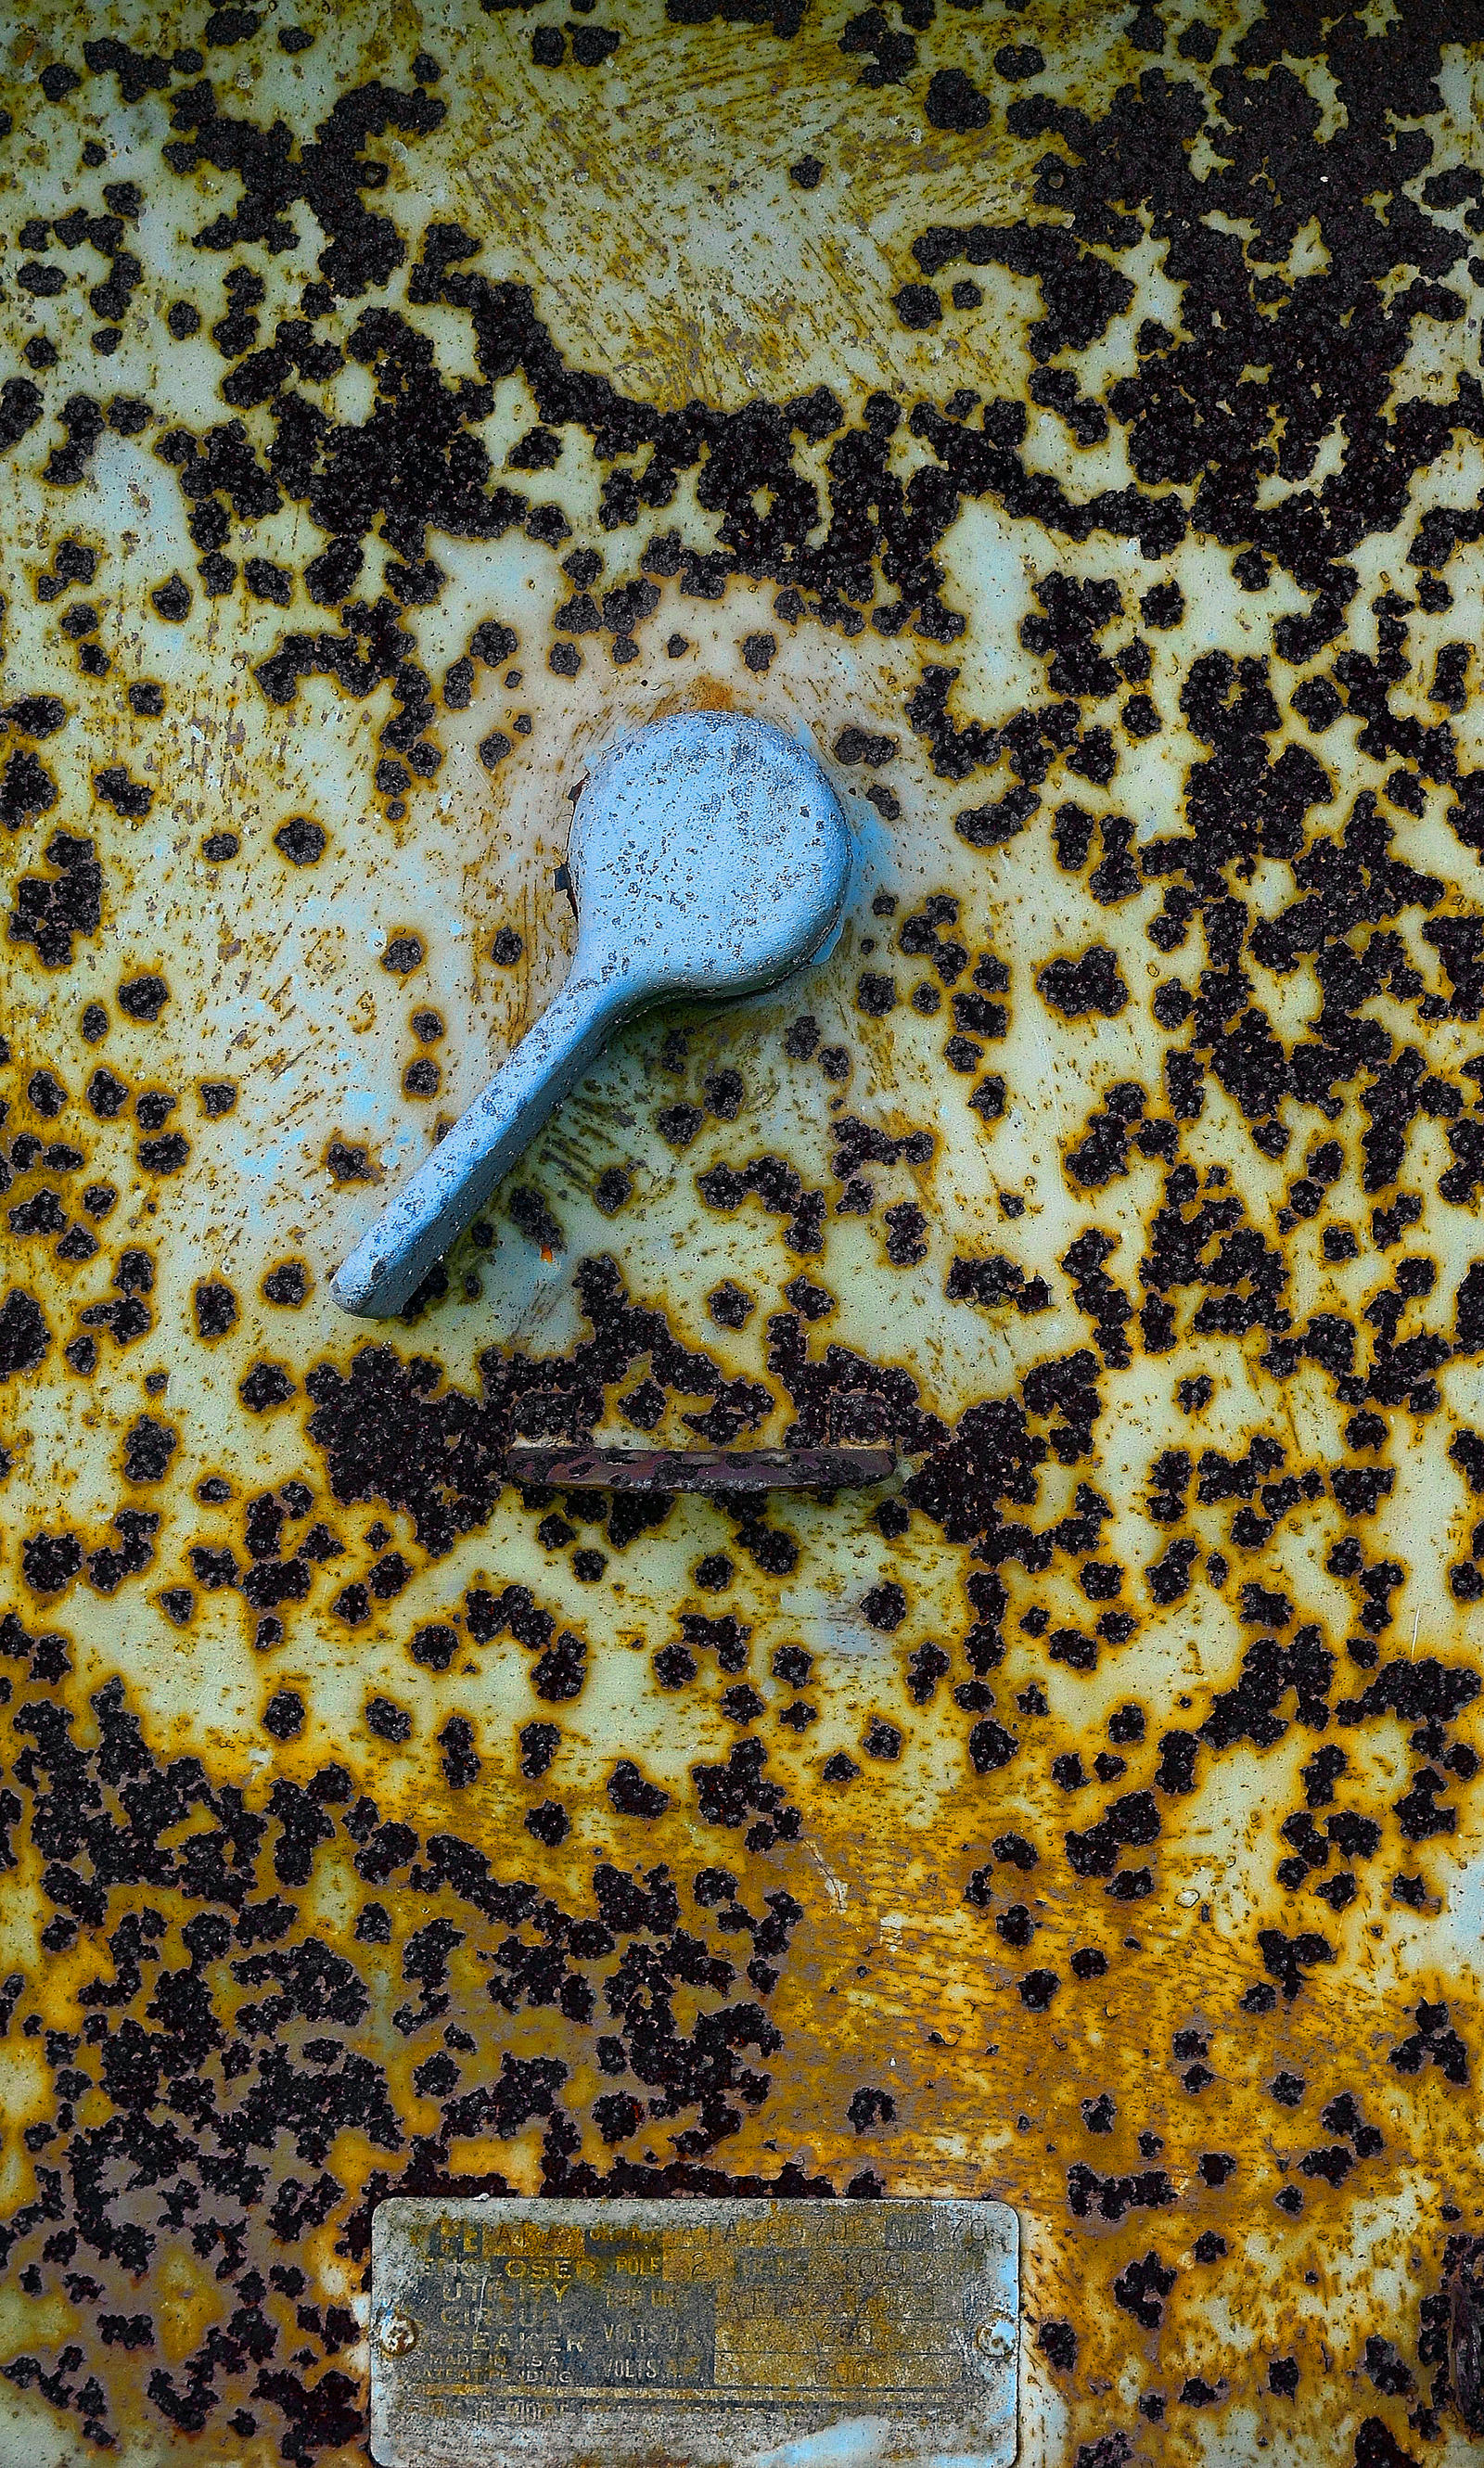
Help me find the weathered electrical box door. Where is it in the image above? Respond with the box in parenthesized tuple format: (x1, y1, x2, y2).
(3, 6, 1484, 2464)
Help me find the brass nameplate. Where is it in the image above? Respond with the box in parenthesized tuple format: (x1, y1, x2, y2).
(371, 2197, 1018, 2465)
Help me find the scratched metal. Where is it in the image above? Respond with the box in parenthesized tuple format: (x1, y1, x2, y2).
(369, 2197, 1018, 2463)
(1, 5, 1484, 2466)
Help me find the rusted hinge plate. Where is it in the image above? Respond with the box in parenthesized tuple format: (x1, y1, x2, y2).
(371, 2197, 1018, 2466)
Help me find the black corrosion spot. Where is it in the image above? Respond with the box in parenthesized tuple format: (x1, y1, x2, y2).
(1039, 947, 1129, 1018)
(117, 974, 168, 1020)
(273, 816, 326, 864)
(194, 1281, 238, 1338)
(262, 1260, 309, 1306)
(0, 1292, 49, 1378)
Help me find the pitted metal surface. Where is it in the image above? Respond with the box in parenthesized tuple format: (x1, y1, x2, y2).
(2, 6, 1484, 2465)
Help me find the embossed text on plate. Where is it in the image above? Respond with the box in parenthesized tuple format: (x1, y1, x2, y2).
(371, 2197, 1018, 2466)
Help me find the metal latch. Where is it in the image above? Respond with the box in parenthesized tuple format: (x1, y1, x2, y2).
(505, 1442, 896, 1493)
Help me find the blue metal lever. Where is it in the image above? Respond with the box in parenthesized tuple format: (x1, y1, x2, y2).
(331, 710, 853, 1317)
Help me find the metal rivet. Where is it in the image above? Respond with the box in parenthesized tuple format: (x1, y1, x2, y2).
(378, 2311, 418, 2356)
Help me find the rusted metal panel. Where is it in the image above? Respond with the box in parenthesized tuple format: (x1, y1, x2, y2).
(1, 5, 1484, 2465)
(369, 2196, 1018, 2462)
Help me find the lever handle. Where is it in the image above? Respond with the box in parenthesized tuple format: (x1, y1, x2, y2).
(331, 969, 623, 1316)
(331, 711, 852, 1320)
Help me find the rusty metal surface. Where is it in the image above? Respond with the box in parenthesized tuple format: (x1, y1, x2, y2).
(505, 1443, 898, 1490)
(368, 2196, 1018, 2462)
(3, 4, 1484, 2465)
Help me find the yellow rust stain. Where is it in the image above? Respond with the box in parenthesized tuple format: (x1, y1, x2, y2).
(152, 2249, 220, 2371)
